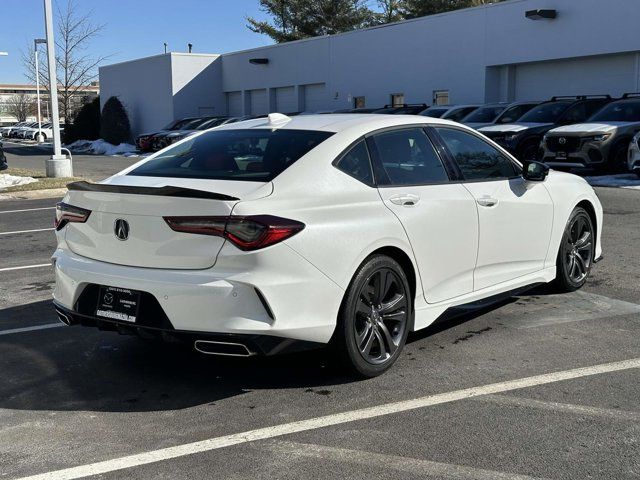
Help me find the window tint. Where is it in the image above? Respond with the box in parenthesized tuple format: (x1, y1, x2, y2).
(558, 100, 608, 124)
(463, 106, 506, 123)
(335, 140, 373, 185)
(371, 128, 448, 185)
(496, 103, 538, 124)
(518, 101, 572, 123)
(436, 128, 517, 180)
(443, 107, 478, 122)
(129, 129, 333, 182)
(590, 100, 640, 122)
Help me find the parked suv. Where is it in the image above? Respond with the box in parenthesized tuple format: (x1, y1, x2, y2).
(420, 104, 480, 122)
(373, 103, 429, 115)
(628, 131, 640, 177)
(479, 96, 612, 160)
(541, 93, 640, 173)
(463, 101, 540, 129)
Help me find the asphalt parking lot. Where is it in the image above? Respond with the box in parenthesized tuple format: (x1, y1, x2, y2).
(1, 146, 639, 479)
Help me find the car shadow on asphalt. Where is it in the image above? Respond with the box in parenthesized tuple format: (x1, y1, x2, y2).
(1, 144, 51, 157)
(0, 287, 558, 414)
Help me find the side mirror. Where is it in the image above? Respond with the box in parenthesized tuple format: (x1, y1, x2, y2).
(522, 160, 549, 182)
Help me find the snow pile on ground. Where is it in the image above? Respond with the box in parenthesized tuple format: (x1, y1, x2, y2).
(0, 174, 38, 190)
(66, 139, 139, 157)
(584, 174, 640, 190)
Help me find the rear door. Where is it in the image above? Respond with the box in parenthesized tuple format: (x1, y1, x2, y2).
(368, 127, 478, 304)
(434, 126, 553, 290)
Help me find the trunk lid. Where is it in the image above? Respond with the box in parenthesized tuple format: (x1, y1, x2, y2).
(63, 176, 272, 269)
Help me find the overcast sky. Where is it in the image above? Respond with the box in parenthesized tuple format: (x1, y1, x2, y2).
(0, 0, 278, 84)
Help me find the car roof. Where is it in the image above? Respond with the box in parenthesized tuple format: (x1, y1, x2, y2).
(213, 113, 461, 133)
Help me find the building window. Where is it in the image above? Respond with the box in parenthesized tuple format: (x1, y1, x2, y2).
(390, 93, 404, 107)
(433, 90, 450, 106)
(354, 96, 366, 108)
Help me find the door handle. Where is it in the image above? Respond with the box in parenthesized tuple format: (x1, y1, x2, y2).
(477, 196, 498, 207)
(389, 194, 420, 206)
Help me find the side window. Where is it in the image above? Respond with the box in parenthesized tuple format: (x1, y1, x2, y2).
(436, 128, 517, 180)
(371, 128, 449, 186)
(335, 140, 374, 185)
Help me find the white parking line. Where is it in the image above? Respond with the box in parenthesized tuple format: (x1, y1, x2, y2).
(476, 394, 640, 422)
(0, 323, 63, 336)
(261, 440, 548, 480)
(15, 357, 640, 480)
(0, 228, 55, 236)
(0, 207, 56, 214)
(0, 264, 50, 272)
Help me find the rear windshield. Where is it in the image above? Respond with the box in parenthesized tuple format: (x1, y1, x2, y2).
(589, 101, 640, 122)
(128, 128, 334, 182)
(518, 101, 572, 123)
(463, 106, 505, 123)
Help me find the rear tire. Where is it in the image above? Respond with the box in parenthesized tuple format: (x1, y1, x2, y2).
(331, 255, 412, 378)
(518, 139, 541, 162)
(553, 207, 594, 293)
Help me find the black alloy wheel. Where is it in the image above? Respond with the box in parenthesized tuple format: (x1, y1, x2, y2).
(332, 255, 411, 377)
(554, 207, 594, 292)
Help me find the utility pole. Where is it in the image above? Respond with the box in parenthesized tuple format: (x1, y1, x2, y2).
(43, 0, 72, 177)
(34, 39, 47, 142)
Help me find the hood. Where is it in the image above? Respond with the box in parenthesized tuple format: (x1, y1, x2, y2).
(464, 122, 492, 129)
(479, 123, 552, 133)
(548, 121, 640, 135)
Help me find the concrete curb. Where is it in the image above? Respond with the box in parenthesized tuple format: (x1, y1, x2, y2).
(0, 187, 67, 200)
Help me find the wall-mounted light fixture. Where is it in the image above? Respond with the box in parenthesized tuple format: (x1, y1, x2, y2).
(525, 9, 557, 20)
(249, 58, 269, 65)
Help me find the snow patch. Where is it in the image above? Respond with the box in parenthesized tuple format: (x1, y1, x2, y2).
(0, 174, 38, 190)
(66, 139, 138, 156)
(584, 174, 640, 190)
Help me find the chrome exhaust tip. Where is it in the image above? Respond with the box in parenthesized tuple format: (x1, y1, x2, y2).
(56, 310, 73, 326)
(194, 340, 255, 357)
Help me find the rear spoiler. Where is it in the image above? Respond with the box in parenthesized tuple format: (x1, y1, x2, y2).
(66, 181, 240, 201)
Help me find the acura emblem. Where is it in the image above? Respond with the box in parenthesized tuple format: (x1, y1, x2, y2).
(558, 137, 566, 145)
(114, 219, 130, 241)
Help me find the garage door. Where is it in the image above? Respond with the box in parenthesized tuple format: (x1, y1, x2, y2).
(249, 89, 268, 115)
(514, 53, 639, 101)
(303, 83, 326, 113)
(226, 91, 242, 116)
(275, 86, 297, 114)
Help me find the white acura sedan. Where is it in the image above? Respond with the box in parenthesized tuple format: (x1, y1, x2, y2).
(53, 113, 602, 377)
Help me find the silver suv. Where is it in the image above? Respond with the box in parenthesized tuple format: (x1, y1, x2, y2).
(541, 94, 640, 173)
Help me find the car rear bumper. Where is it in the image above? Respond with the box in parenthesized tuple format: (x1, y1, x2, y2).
(52, 243, 344, 345)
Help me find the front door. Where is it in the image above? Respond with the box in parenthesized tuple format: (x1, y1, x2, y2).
(368, 127, 479, 304)
(435, 127, 554, 290)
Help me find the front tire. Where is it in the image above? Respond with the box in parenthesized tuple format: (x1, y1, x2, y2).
(553, 207, 594, 292)
(331, 255, 412, 377)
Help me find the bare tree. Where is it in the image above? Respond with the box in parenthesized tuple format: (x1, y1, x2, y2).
(22, 0, 108, 122)
(6, 93, 36, 122)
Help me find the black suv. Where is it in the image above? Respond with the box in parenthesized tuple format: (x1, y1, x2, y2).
(541, 93, 640, 173)
(478, 96, 613, 160)
(373, 103, 429, 115)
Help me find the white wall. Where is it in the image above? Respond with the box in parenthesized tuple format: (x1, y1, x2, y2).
(219, 0, 640, 111)
(99, 54, 173, 136)
(100, 53, 222, 136)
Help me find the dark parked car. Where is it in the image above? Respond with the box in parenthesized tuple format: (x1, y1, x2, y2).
(479, 95, 613, 160)
(0, 141, 7, 171)
(135, 117, 200, 152)
(462, 101, 540, 129)
(420, 104, 480, 122)
(373, 103, 429, 115)
(541, 93, 640, 173)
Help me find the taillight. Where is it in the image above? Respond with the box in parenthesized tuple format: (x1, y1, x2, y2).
(163, 215, 304, 251)
(54, 202, 91, 230)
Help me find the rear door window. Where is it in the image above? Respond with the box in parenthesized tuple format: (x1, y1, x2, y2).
(129, 129, 333, 182)
(335, 140, 374, 185)
(370, 128, 449, 186)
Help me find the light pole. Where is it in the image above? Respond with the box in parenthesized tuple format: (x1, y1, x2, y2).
(43, 0, 72, 178)
(34, 39, 47, 143)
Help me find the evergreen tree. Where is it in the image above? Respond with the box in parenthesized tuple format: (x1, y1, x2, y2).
(64, 97, 101, 144)
(100, 96, 132, 145)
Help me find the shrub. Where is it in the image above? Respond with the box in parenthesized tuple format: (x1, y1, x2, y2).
(100, 96, 132, 145)
(64, 97, 100, 144)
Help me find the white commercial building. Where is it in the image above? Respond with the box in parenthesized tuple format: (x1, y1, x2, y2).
(99, 0, 640, 136)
